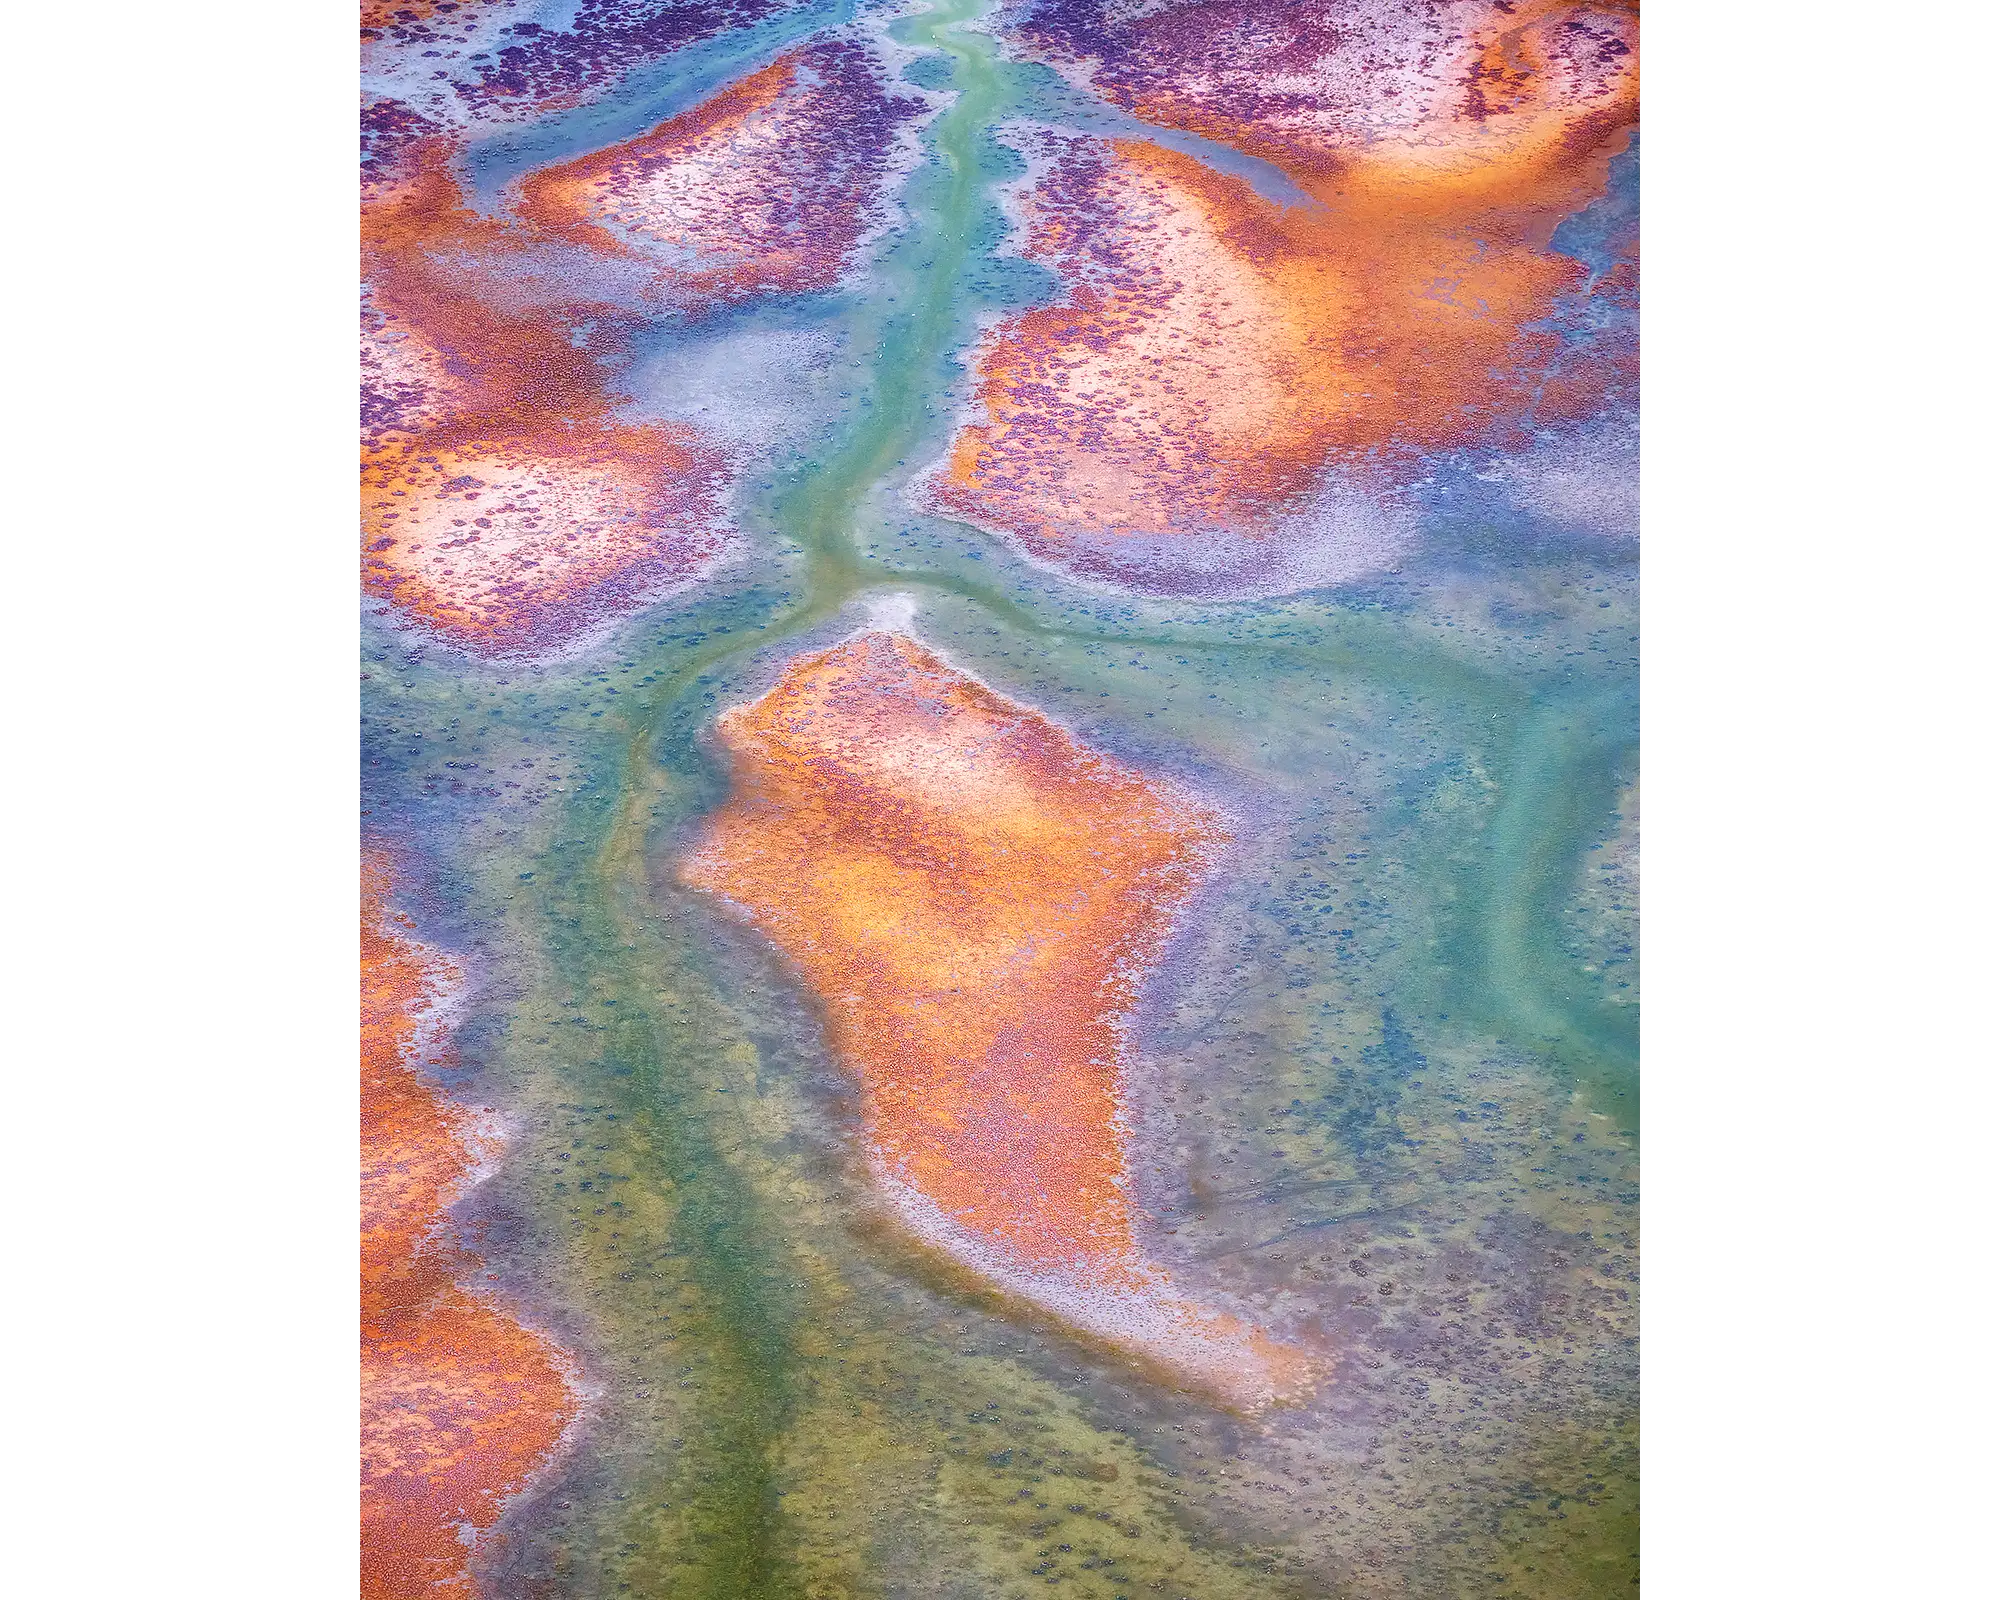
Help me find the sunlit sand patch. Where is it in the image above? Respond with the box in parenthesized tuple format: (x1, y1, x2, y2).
(927, 131, 1419, 595)
(680, 630, 1323, 1411)
(358, 37, 933, 654)
(360, 299, 459, 450)
(361, 429, 728, 655)
(519, 37, 933, 306)
(361, 855, 575, 1600)
(360, 149, 734, 653)
(930, 0, 1638, 596)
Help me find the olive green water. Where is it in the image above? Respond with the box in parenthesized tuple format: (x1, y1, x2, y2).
(361, 3, 1638, 1593)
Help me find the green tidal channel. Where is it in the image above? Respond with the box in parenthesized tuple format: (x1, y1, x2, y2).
(361, 3, 1640, 1592)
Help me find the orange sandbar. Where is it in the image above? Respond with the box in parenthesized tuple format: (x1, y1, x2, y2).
(361, 855, 574, 1598)
(518, 43, 916, 305)
(933, 2, 1638, 594)
(681, 631, 1318, 1409)
(360, 149, 729, 654)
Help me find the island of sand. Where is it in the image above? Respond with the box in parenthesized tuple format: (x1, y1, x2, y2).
(681, 630, 1318, 1411)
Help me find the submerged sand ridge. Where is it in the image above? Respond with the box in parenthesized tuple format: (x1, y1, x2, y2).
(680, 630, 1322, 1411)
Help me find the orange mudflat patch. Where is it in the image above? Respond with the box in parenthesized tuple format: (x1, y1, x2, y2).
(360, 424, 727, 656)
(362, 856, 574, 1599)
(361, 151, 730, 655)
(681, 632, 1318, 1410)
(519, 38, 928, 307)
(932, 0, 1639, 595)
(359, 38, 930, 652)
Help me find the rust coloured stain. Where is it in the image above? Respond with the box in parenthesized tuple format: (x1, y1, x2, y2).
(360, 150, 730, 656)
(930, 0, 1640, 595)
(681, 631, 1319, 1410)
(519, 39, 929, 306)
(361, 855, 575, 1598)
